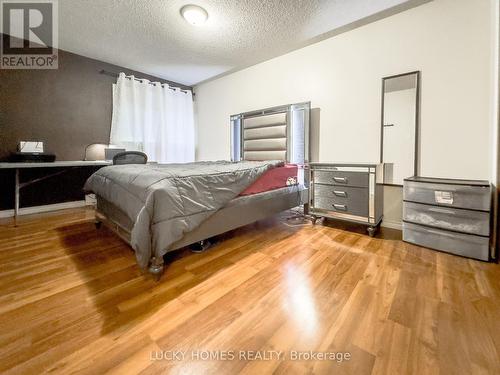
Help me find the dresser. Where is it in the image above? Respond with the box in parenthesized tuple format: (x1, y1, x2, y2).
(308, 163, 384, 236)
(403, 176, 492, 261)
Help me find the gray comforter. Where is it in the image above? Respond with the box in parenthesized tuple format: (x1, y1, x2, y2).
(84, 160, 283, 268)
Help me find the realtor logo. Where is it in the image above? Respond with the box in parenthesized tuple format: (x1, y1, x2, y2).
(1, 0, 58, 69)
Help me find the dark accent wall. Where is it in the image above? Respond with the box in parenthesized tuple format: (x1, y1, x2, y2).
(0, 44, 190, 161)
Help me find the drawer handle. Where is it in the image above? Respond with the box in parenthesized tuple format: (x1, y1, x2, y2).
(333, 190, 347, 197)
(333, 177, 347, 183)
(426, 229, 455, 238)
(332, 203, 347, 211)
(428, 207, 455, 215)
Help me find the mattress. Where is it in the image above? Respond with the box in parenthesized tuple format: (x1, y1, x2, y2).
(239, 164, 298, 196)
(96, 184, 304, 233)
(96, 185, 308, 251)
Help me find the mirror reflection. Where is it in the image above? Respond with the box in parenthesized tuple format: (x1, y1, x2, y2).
(381, 71, 419, 185)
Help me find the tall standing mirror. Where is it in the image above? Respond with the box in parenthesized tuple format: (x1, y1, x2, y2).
(381, 71, 420, 185)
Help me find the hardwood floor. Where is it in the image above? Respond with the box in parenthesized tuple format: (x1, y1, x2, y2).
(0, 207, 499, 374)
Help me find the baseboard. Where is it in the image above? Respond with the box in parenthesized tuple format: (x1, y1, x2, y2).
(381, 220, 402, 231)
(0, 200, 91, 218)
(2, 199, 404, 230)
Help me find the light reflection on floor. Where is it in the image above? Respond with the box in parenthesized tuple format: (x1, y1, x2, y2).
(282, 264, 318, 337)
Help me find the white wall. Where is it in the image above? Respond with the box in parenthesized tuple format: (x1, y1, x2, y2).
(383, 186, 404, 229)
(195, 0, 496, 180)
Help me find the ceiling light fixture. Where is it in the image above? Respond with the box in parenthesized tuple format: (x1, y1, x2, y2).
(180, 4, 208, 26)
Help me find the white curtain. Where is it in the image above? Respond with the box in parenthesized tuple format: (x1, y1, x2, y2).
(110, 72, 195, 163)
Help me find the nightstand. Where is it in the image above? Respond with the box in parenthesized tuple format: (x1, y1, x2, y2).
(308, 163, 384, 236)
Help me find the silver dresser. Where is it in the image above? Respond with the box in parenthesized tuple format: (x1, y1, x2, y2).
(403, 176, 492, 261)
(309, 163, 384, 236)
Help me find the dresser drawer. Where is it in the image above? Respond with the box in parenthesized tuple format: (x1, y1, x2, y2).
(314, 184, 368, 202)
(403, 201, 490, 236)
(313, 195, 368, 217)
(404, 181, 490, 211)
(403, 222, 489, 261)
(313, 170, 368, 188)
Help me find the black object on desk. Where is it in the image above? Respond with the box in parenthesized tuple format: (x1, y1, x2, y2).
(9, 152, 56, 163)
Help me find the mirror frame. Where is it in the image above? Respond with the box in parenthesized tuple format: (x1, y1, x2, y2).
(380, 70, 421, 186)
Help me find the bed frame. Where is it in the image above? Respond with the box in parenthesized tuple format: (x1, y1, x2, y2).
(95, 102, 311, 279)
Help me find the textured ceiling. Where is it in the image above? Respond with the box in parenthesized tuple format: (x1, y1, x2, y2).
(59, 0, 429, 86)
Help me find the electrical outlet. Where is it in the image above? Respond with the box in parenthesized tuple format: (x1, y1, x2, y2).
(19, 141, 44, 153)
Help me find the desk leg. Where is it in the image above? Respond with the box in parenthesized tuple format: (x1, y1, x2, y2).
(14, 168, 19, 226)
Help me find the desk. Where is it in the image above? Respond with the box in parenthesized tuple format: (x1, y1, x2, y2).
(0, 161, 111, 223)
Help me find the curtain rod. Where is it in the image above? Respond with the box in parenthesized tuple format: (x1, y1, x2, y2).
(99, 70, 194, 96)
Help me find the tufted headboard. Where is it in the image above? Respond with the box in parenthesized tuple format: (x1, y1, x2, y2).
(243, 112, 287, 161)
(230, 102, 310, 165)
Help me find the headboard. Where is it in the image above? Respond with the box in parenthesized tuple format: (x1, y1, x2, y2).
(242, 112, 287, 161)
(230, 102, 310, 165)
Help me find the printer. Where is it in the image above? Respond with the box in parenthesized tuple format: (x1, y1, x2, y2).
(10, 141, 56, 162)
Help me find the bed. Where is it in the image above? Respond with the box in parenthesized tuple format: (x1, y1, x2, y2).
(85, 102, 310, 279)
